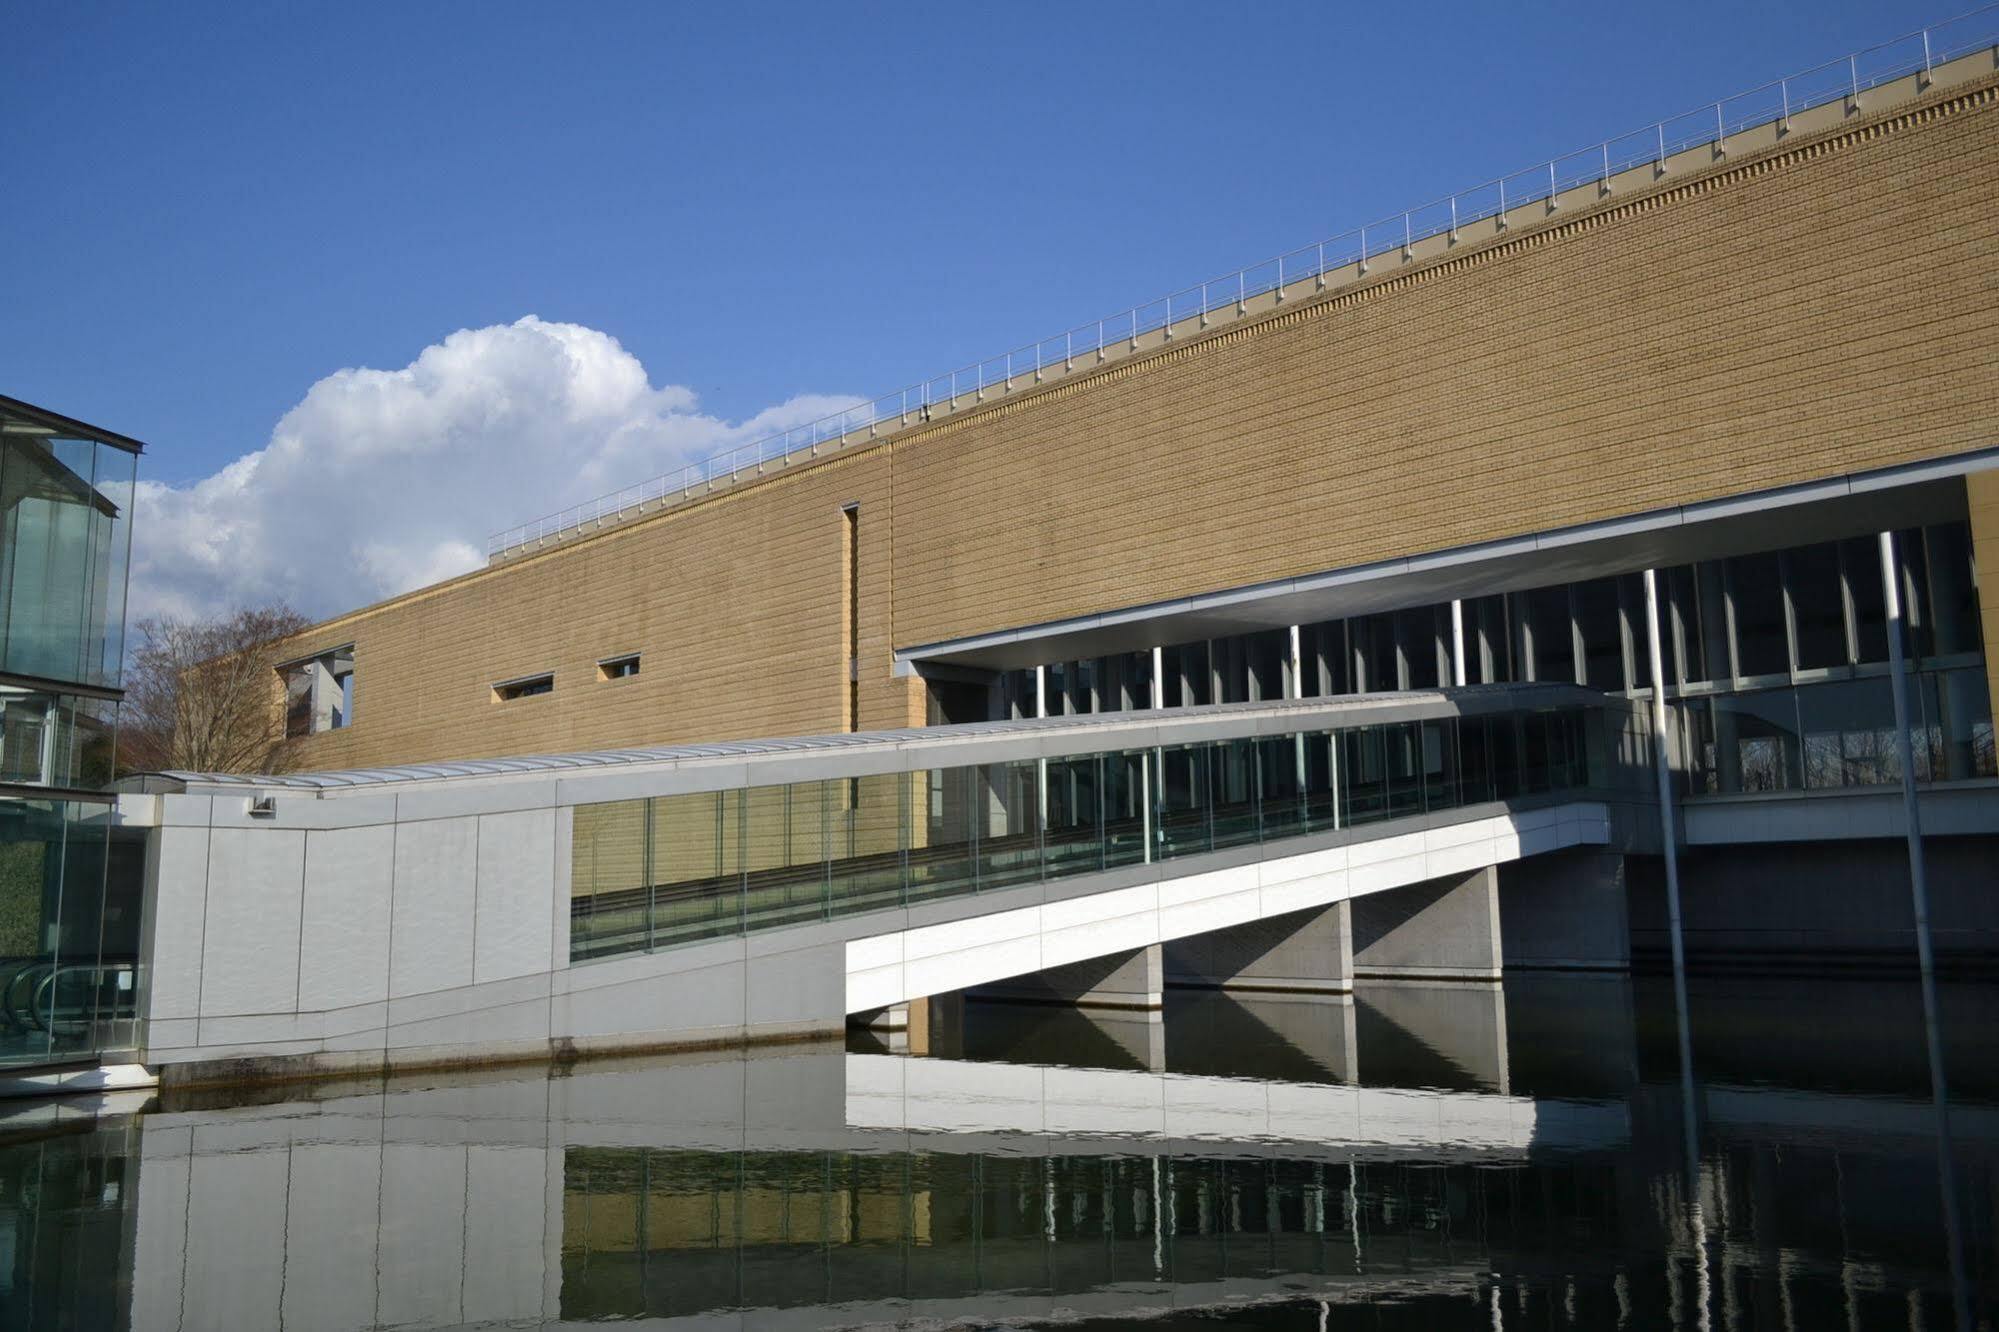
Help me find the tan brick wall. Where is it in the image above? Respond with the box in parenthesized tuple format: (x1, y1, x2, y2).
(262, 75, 1999, 773)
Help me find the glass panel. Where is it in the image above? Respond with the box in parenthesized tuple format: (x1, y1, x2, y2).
(1728, 553, 1788, 679)
(975, 759, 1042, 889)
(1711, 689, 1801, 792)
(1154, 743, 1211, 859)
(1210, 739, 1259, 850)
(1934, 666, 1996, 780)
(1620, 573, 1652, 693)
(829, 774, 905, 918)
(0, 799, 119, 1068)
(650, 790, 741, 946)
(1787, 543, 1847, 671)
(1459, 715, 1495, 804)
(1353, 614, 1397, 692)
(1398, 608, 1440, 690)
(564, 705, 1617, 962)
(570, 799, 650, 960)
(1797, 677, 1897, 789)
(1043, 755, 1103, 877)
(1165, 642, 1211, 708)
(1921, 522, 1981, 659)
(742, 782, 828, 932)
(1342, 726, 1388, 825)
(1256, 736, 1305, 842)
(1842, 537, 1889, 663)
(1301, 730, 1339, 829)
(1575, 579, 1624, 690)
(908, 768, 976, 905)
(1421, 719, 1459, 811)
(1102, 751, 1148, 868)
(0, 435, 133, 688)
(1520, 587, 1574, 685)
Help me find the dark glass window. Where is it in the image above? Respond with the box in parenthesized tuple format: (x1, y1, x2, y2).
(1245, 628, 1288, 701)
(1398, 607, 1440, 689)
(1727, 553, 1788, 679)
(1921, 522, 1981, 658)
(1352, 613, 1398, 692)
(1619, 573, 1653, 691)
(1520, 587, 1575, 685)
(1842, 537, 1888, 663)
(494, 673, 553, 702)
(1574, 578, 1624, 691)
(1468, 594, 1512, 684)
(1785, 543, 1847, 671)
(1044, 661, 1067, 715)
(1167, 642, 1211, 707)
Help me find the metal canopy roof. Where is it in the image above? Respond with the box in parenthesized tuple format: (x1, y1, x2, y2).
(0, 394, 148, 455)
(126, 685, 1607, 797)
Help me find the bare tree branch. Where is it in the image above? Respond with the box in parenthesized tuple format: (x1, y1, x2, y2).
(121, 606, 313, 776)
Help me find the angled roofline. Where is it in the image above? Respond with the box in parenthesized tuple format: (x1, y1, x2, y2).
(120, 684, 1622, 798)
(0, 394, 148, 455)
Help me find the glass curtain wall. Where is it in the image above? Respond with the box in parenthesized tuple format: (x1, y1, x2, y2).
(569, 705, 1615, 963)
(0, 405, 142, 1069)
(990, 522, 1991, 798)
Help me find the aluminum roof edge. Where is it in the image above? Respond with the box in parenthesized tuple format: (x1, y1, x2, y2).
(127, 684, 1621, 803)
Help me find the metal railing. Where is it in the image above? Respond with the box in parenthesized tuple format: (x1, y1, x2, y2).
(488, 6, 1999, 560)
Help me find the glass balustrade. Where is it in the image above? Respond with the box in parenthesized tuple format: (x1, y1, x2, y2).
(570, 707, 1607, 963)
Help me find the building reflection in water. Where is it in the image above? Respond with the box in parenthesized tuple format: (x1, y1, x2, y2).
(0, 974, 1994, 1329)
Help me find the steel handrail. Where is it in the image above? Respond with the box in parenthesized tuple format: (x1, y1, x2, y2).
(488, 5, 1999, 560)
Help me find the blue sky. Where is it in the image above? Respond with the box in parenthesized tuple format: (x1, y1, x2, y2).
(0, 1, 1953, 617)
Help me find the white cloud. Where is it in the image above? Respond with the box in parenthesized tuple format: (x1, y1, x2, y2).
(129, 316, 862, 623)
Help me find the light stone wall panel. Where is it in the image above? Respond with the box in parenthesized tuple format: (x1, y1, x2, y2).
(197, 828, 305, 1018)
(297, 824, 394, 1013)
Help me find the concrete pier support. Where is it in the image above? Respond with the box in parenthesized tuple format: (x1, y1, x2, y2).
(1497, 849, 1633, 971)
(1356, 981, 1510, 1094)
(971, 943, 1164, 1010)
(1161, 901, 1353, 994)
(1350, 867, 1503, 982)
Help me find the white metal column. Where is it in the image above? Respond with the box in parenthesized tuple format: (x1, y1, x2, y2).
(1450, 600, 1467, 687)
(1642, 570, 1691, 1066)
(1035, 665, 1049, 829)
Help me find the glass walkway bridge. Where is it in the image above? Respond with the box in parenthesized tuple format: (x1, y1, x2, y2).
(119, 683, 1651, 1079)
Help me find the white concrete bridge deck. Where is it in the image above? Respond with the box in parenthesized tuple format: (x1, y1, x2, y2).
(114, 685, 1647, 1083)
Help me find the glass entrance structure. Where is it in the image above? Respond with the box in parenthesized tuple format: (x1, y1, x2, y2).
(0, 396, 141, 1070)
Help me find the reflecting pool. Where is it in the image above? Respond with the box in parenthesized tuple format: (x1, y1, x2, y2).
(3, 973, 1996, 1328)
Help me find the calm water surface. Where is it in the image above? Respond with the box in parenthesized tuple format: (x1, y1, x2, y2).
(3, 973, 1996, 1329)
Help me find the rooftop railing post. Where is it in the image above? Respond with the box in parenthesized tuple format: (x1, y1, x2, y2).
(1065, 329, 1073, 372)
(1600, 141, 1611, 194)
(1402, 211, 1412, 257)
(1496, 180, 1507, 228)
(1275, 253, 1285, 301)
(1359, 224, 1368, 274)
(1714, 101, 1726, 155)
(1449, 194, 1459, 239)
(1921, 28, 1933, 83)
(1236, 268, 1245, 314)
(1315, 240, 1326, 288)
(1129, 309, 1137, 351)
(1780, 77, 1790, 130)
(1547, 159, 1558, 210)
(1849, 53, 1861, 109)
(1655, 122, 1666, 175)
